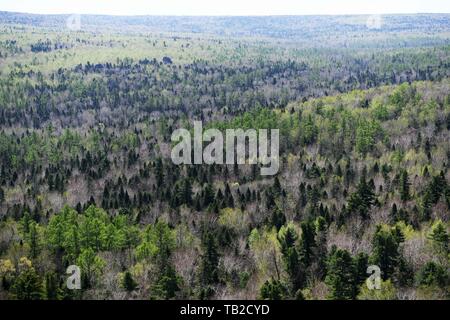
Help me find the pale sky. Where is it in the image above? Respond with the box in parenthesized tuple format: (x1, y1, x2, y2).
(0, 0, 448, 16)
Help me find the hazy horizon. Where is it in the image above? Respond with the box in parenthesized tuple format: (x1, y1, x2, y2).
(2, 10, 450, 17)
(0, 0, 449, 16)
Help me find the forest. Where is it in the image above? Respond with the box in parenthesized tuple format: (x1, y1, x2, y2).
(0, 12, 449, 300)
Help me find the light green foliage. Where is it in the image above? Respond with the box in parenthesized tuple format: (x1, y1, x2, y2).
(218, 208, 248, 233)
(357, 280, 397, 300)
(45, 205, 136, 264)
(79, 206, 109, 251)
(76, 247, 106, 287)
(135, 221, 176, 262)
(249, 227, 282, 279)
(427, 220, 449, 257)
(355, 119, 383, 155)
(11, 267, 44, 300)
(277, 223, 301, 291)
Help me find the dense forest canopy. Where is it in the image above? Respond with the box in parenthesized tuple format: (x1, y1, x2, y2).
(0, 12, 448, 300)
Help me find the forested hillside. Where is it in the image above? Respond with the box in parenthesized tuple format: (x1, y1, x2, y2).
(0, 13, 448, 300)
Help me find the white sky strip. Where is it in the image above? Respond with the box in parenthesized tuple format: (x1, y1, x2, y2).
(0, 0, 449, 16)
